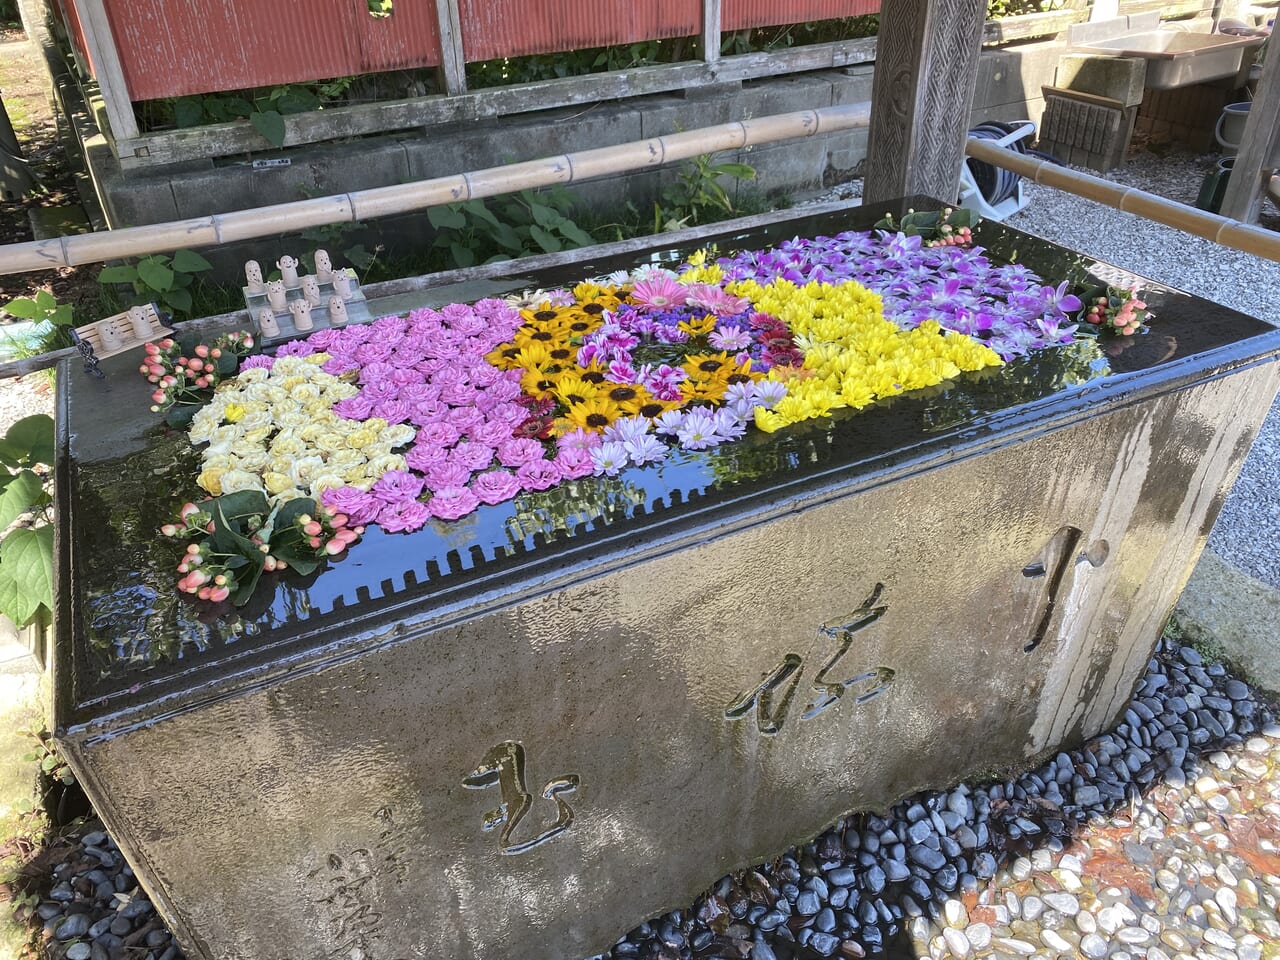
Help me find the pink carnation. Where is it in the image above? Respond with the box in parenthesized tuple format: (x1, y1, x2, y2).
(469, 419, 515, 447)
(332, 395, 375, 421)
(320, 487, 382, 526)
(496, 438, 547, 467)
(372, 399, 413, 425)
(450, 441, 494, 472)
(424, 461, 472, 491)
(555, 448, 596, 480)
(416, 421, 461, 447)
(516, 460, 561, 491)
(372, 469, 425, 504)
(405, 442, 450, 471)
(470, 469, 522, 505)
(427, 486, 480, 521)
(376, 499, 431, 533)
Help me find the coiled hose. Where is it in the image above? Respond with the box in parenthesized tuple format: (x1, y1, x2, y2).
(964, 121, 1032, 207)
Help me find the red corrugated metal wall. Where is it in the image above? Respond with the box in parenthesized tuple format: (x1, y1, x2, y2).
(72, 0, 883, 102)
(722, 0, 879, 31)
(458, 0, 700, 62)
(97, 0, 442, 102)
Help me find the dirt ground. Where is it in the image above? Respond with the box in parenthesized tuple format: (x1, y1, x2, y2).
(0, 26, 101, 322)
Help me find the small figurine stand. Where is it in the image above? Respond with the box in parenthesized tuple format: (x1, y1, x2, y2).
(74, 303, 171, 360)
(243, 263, 369, 347)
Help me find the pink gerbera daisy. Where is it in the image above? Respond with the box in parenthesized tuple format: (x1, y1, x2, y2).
(630, 276, 688, 311)
(685, 283, 750, 317)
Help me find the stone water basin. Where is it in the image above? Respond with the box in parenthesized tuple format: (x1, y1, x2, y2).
(1073, 30, 1261, 89)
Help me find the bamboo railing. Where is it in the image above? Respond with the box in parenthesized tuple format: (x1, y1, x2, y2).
(964, 139, 1280, 266)
(0, 103, 870, 275)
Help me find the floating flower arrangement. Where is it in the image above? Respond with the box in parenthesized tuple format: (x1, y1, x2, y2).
(142, 209, 1150, 605)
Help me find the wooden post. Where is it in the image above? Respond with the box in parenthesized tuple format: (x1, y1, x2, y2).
(1219, 34, 1280, 223)
(863, 0, 986, 205)
(72, 0, 141, 142)
(702, 0, 722, 63)
(433, 0, 468, 97)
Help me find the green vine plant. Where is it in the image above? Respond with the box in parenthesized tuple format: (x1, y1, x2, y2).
(426, 188, 595, 268)
(656, 153, 756, 231)
(0, 290, 77, 361)
(0, 414, 55, 629)
(97, 249, 213, 321)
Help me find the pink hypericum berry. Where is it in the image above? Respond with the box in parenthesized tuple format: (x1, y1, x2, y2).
(180, 502, 199, 518)
(303, 521, 323, 536)
(160, 524, 178, 536)
(188, 358, 203, 371)
(177, 563, 189, 574)
(152, 390, 165, 404)
(145, 342, 159, 355)
(330, 514, 348, 528)
(197, 586, 212, 600)
(211, 348, 222, 358)
(324, 539, 345, 555)
(209, 586, 230, 603)
(308, 536, 322, 548)
(213, 574, 227, 586)
(195, 345, 210, 358)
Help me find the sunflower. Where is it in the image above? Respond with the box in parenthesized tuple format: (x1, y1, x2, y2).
(602, 381, 656, 416)
(520, 368, 560, 400)
(682, 351, 735, 382)
(512, 324, 568, 350)
(678, 313, 718, 337)
(507, 341, 556, 372)
(485, 343, 527, 370)
(562, 396, 623, 432)
(552, 375, 603, 406)
(681, 379, 729, 404)
(635, 397, 683, 421)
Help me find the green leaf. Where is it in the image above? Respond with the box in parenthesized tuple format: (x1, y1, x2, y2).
(96, 265, 137, 285)
(463, 199, 500, 227)
(449, 242, 475, 268)
(709, 162, 757, 181)
(164, 404, 200, 429)
(163, 288, 193, 315)
(274, 88, 320, 115)
(2, 297, 41, 320)
(174, 97, 205, 128)
(0, 525, 53, 627)
(49, 304, 75, 327)
(530, 202, 562, 228)
(250, 109, 287, 147)
(170, 249, 212, 274)
(215, 351, 238, 375)
(34, 290, 56, 311)
(529, 224, 561, 253)
(344, 244, 375, 270)
(136, 258, 175, 292)
(230, 560, 264, 606)
(427, 205, 467, 230)
(0, 470, 43, 530)
(557, 221, 595, 248)
(489, 221, 524, 252)
(3, 415, 54, 466)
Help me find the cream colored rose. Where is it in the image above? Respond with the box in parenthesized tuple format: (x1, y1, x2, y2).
(219, 469, 264, 495)
(365, 453, 407, 476)
(197, 465, 228, 496)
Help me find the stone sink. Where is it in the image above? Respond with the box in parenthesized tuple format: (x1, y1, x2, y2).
(1073, 29, 1262, 89)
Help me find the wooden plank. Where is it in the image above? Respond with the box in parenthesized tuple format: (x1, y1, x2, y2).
(71, 0, 139, 142)
(115, 37, 879, 169)
(863, 0, 987, 204)
(1117, 0, 1214, 17)
(1219, 26, 1280, 222)
(433, 0, 468, 96)
(703, 0, 722, 64)
(981, 8, 1088, 44)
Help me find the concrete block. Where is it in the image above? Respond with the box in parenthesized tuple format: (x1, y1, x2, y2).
(735, 134, 829, 201)
(736, 74, 836, 121)
(974, 42, 1062, 116)
(638, 95, 734, 139)
(829, 65, 875, 106)
(1056, 54, 1147, 108)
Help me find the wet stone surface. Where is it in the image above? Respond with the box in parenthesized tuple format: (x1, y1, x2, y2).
(35, 635, 1278, 960)
(585, 635, 1279, 960)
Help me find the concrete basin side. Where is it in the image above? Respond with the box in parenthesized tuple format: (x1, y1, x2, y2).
(1072, 31, 1262, 88)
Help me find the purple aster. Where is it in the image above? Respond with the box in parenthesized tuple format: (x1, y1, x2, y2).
(675, 408, 724, 450)
(622, 433, 668, 466)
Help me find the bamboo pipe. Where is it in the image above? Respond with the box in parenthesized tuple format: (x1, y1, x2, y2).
(965, 138, 1280, 266)
(0, 104, 871, 275)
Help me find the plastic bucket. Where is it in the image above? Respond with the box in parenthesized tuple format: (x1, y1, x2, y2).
(1215, 102, 1250, 155)
(1195, 157, 1235, 213)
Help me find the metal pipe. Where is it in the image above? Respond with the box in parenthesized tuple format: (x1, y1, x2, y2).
(0, 103, 871, 275)
(965, 138, 1280, 265)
